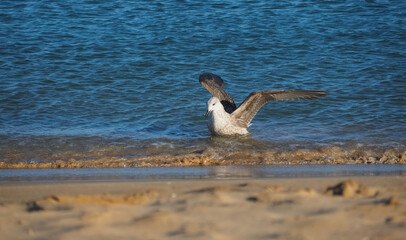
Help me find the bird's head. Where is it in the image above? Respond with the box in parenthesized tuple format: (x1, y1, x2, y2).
(205, 97, 222, 117)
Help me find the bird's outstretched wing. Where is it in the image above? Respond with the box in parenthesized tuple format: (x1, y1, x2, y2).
(199, 73, 236, 113)
(231, 90, 328, 127)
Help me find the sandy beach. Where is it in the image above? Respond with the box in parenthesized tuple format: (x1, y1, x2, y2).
(1, 176, 405, 240)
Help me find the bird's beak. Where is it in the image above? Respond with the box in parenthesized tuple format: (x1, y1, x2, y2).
(205, 110, 212, 117)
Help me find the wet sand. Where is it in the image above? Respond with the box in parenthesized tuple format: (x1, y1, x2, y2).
(1, 176, 405, 240)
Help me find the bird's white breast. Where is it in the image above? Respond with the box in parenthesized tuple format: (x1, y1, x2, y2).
(208, 110, 249, 136)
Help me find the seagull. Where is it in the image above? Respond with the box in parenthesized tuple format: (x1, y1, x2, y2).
(199, 73, 328, 136)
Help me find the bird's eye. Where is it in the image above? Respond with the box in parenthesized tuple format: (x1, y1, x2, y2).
(212, 103, 215, 106)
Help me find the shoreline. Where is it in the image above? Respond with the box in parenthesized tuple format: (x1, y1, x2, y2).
(1, 145, 405, 169)
(1, 176, 405, 239)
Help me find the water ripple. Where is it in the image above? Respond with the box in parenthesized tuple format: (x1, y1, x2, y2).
(1, 0, 405, 154)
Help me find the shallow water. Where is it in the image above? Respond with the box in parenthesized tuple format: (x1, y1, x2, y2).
(1, 0, 405, 165)
(1, 165, 406, 183)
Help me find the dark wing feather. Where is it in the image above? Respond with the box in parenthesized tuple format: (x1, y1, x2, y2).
(231, 90, 328, 127)
(199, 73, 236, 113)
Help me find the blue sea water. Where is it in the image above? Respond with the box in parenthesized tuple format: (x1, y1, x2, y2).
(1, 0, 405, 162)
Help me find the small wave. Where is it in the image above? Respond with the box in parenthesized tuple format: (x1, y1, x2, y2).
(1, 135, 405, 169)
